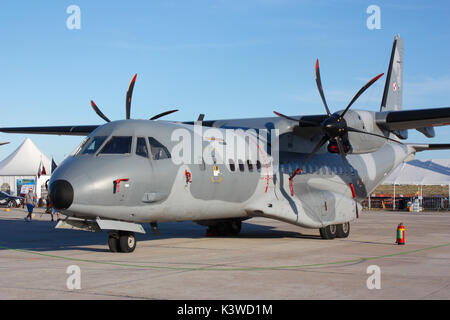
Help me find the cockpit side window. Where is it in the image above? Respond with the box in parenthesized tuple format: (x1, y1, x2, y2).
(148, 137, 171, 160)
(99, 136, 132, 155)
(136, 137, 149, 158)
(79, 136, 107, 155)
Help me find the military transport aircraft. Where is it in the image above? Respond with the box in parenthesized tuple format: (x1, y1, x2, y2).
(1, 35, 450, 253)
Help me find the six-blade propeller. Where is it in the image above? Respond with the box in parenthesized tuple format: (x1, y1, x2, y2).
(90, 74, 178, 123)
(274, 59, 401, 205)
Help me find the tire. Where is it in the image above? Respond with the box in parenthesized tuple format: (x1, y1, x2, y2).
(229, 220, 242, 236)
(119, 232, 136, 253)
(319, 224, 337, 240)
(108, 236, 120, 253)
(217, 222, 230, 236)
(336, 222, 350, 238)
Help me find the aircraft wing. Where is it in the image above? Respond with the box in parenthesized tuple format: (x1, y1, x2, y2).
(407, 143, 450, 152)
(376, 107, 450, 131)
(0, 125, 99, 136)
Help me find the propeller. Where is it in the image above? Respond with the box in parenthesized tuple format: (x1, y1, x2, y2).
(274, 59, 401, 205)
(90, 74, 179, 122)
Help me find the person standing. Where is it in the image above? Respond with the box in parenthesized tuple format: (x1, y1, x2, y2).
(24, 188, 36, 222)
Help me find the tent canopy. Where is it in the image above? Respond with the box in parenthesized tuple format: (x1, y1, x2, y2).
(0, 138, 52, 176)
(382, 159, 450, 185)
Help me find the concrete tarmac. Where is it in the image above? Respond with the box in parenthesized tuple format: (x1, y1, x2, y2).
(0, 207, 449, 300)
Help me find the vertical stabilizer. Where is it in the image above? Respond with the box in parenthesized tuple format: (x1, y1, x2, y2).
(380, 35, 404, 112)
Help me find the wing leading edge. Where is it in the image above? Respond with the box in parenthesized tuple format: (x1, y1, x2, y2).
(0, 125, 99, 136)
(376, 107, 450, 132)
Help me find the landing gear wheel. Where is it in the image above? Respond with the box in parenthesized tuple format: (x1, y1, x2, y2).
(119, 231, 136, 253)
(108, 235, 120, 252)
(7, 200, 15, 208)
(319, 224, 337, 240)
(217, 222, 230, 236)
(229, 220, 242, 236)
(336, 222, 350, 238)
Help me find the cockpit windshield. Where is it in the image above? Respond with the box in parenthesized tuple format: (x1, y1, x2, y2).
(99, 136, 132, 155)
(79, 136, 107, 155)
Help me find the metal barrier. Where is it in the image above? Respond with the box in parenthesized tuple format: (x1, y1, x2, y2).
(362, 197, 449, 211)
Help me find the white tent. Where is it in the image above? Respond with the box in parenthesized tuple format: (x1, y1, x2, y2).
(382, 159, 450, 186)
(0, 138, 53, 198)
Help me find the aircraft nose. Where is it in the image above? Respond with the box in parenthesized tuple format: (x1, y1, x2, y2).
(49, 180, 74, 210)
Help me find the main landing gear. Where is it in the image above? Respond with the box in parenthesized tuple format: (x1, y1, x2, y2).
(108, 231, 136, 253)
(206, 219, 242, 237)
(319, 222, 350, 240)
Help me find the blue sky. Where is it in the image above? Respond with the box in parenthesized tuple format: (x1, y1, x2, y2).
(0, 0, 449, 163)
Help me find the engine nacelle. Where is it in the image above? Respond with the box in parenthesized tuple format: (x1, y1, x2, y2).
(343, 110, 387, 154)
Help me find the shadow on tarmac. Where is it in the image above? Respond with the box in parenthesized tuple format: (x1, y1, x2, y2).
(0, 216, 319, 253)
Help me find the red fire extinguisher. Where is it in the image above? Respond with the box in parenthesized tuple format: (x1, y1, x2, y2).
(396, 223, 405, 245)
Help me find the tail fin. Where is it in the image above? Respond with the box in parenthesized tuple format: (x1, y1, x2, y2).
(380, 35, 404, 112)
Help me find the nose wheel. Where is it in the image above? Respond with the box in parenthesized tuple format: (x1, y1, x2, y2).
(108, 231, 136, 253)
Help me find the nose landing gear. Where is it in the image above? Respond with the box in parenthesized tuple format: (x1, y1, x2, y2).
(108, 231, 136, 253)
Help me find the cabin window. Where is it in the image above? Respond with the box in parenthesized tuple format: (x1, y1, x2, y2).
(238, 160, 245, 172)
(136, 137, 149, 158)
(80, 136, 107, 155)
(228, 159, 235, 172)
(256, 160, 262, 172)
(99, 136, 132, 155)
(247, 160, 254, 172)
(148, 137, 171, 160)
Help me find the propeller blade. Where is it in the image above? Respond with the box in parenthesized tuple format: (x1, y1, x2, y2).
(336, 137, 359, 218)
(150, 109, 179, 121)
(273, 111, 321, 126)
(347, 127, 403, 144)
(336, 137, 351, 174)
(126, 74, 137, 120)
(288, 135, 328, 196)
(197, 114, 205, 122)
(90, 100, 111, 123)
(339, 73, 384, 120)
(315, 59, 332, 117)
